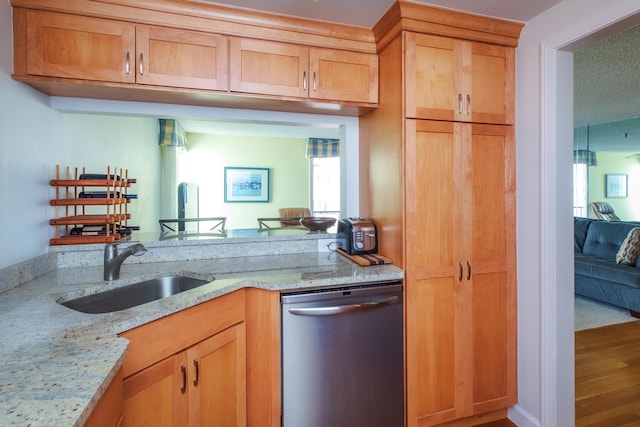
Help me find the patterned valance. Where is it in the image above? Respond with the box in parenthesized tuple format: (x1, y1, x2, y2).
(573, 149, 597, 166)
(306, 138, 340, 158)
(158, 119, 187, 149)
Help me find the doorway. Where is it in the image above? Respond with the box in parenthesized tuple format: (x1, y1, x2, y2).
(534, 5, 640, 427)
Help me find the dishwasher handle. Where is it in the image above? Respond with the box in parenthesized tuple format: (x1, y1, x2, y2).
(288, 295, 399, 316)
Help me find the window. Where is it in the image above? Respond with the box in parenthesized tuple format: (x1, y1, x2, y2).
(573, 163, 588, 217)
(310, 157, 340, 220)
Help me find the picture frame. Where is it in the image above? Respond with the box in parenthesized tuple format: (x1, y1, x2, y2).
(224, 167, 270, 202)
(606, 174, 628, 198)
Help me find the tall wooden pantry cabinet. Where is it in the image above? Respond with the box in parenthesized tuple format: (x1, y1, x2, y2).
(360, 3, 523, 426)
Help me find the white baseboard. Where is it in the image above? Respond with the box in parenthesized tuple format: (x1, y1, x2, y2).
(509, 404, 541, 427)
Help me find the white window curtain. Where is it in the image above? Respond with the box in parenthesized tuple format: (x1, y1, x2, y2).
(158, 119, 187, 220)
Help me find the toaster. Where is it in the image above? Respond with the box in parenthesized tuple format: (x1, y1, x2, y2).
(337, 217, 378, 255)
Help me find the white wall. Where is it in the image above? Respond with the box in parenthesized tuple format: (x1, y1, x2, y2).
(59, 114, 160, 233)
(515, 1, 640, 426)
(0, 0, 64, 268)
(0, 1, 161, 268)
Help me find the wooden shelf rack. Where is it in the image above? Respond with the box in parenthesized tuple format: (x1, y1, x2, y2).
(49, 165, 136, 245)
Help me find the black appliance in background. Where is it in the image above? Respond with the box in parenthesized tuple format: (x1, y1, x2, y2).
(177, 182, 199, 232)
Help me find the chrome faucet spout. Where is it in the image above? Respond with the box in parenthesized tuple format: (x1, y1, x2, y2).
(104, 242, 148, 281)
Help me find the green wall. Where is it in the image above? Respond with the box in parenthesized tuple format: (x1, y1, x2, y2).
(180, 133, 310, 229)
(588, 152, 640, 221)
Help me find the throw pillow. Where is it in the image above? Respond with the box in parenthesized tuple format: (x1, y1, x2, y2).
(616, 227, 640, 265)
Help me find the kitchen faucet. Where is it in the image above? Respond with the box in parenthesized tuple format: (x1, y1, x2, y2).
(104, 242, 148, 281)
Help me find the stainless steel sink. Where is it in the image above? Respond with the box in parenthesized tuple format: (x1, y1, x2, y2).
(60, 275, 211, 314)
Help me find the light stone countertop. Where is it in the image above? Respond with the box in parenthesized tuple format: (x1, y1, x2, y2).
(0, 251, 403, 426)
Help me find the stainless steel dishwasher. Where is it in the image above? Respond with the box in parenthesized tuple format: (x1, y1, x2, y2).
(281, 280, 404, 427)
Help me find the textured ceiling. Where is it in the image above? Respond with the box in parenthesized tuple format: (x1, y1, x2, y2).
(574, 25, 640, 152)
(574, 25, 640, 128)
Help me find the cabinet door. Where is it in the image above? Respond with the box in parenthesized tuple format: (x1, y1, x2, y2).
(404, 33, 514, 125)
(469, 44, 514, 125)
(405, 33, 460, 121)
(229, 38, 308, 98)
(25, 10, 135, 83)
(467, 123, 517, 414)
(136, 26, 228, 90)
(309, 48, 378, 103)
(404, 120, 516, 426)
(123, 353, 189, 427)
(188, 323, 247, 427)
(404, 119, 463, 426)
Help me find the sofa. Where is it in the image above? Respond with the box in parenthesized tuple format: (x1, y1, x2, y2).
(574, 216, 640, 316)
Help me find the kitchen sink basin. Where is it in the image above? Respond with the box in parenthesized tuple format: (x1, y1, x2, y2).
(60, 275, 211, 314)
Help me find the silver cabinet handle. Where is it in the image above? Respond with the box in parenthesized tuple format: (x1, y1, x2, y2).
(193, 359, 199, 387)
(313, 72, 317, 91)
(125, 52, 130, 75)
(303, 71, 307, 91)
(458, 93, 463, 113)
(288, 296, 398, 316)
(466, 260, 471, 280)
(466, 94, 471, 114)
(139, 53, 144, 75)
(180, 365, 186, 394)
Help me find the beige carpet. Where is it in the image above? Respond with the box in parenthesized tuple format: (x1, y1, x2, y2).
(575, 295, 639, 331)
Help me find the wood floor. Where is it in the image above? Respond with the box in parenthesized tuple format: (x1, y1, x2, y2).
(475, 420, 516, 427)
(575, 320, 640, 426)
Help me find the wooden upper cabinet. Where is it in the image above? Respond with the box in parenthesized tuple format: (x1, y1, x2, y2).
(229, 38, 308, 98)
(21, 10, 228, 91)
(14, 5, 377, 112)
(24, 10, 135, 83)
(230, 37, 378, 104)
(310, 48, 378, 103)
(136, 25, 228, 91)
(404, 32, 514, 125)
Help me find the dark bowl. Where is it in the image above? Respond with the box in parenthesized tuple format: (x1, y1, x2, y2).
(300, 216, 337, 233)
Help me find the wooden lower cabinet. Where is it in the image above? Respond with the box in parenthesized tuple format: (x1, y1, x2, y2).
(362, 16, 519, 423)
(85, 369, 124, 427)
(404, 120, 517, 426)
(118, 290, 248, 426)
(123, 322, 246, 426)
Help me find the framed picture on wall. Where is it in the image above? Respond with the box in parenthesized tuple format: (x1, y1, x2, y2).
(224, 167, 270, 202)
(606, 174, 628, 198)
